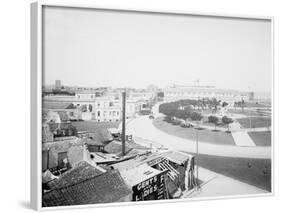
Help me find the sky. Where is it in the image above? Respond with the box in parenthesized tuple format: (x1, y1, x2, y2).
(42, 6, 272, 92)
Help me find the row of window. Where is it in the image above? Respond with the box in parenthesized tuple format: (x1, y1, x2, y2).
(97, 110, 120, 117)
(165, 92, 234, 97)
(77, 95, 95, 99)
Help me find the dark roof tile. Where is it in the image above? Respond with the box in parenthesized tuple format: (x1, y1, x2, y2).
(43, 162, 132, 207)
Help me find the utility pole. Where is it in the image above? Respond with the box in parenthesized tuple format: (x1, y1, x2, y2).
(196, 123, 199, 190)
(122, 90, 126, 156)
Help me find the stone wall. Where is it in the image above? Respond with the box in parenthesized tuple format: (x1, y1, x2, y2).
(42, 137, 86, 171)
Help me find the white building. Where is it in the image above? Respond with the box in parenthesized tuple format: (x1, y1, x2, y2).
(43, 94, 142, 122)
(164, 85, 250, 104)
(93, 97, 142, 122)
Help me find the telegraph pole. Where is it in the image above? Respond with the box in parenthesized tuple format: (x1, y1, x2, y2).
(196, 122, 199, 190)
(122, 90, 126, 156)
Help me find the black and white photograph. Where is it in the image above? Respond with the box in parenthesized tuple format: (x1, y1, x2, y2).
(36, 4, 272, 209)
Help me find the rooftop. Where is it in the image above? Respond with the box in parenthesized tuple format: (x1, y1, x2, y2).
(120, 164, 164, 187)
(104, 140, 150, 156)
(161, 151, 193, 165)
(43, 161, 132, 207)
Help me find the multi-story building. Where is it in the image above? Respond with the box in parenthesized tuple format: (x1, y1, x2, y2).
(55, 80, 61, 89)
(43, 94, 143, 122)
(163, 85, 250, 103)
(43, 84, 159, 122)
(93, 97, 142, 122)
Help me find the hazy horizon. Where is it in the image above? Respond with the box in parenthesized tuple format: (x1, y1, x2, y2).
(43, 6, 272, 93)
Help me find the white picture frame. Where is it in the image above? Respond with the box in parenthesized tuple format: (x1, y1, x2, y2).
(31, 1, 274, 211)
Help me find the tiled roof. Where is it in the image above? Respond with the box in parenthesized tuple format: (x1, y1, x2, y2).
(43, 162, 132, 207)
(48, 161, 104, 189)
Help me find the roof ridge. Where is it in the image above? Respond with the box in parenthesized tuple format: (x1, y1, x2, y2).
(44, 169, 119, 194)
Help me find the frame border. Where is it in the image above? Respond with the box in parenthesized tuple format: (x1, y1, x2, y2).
(31, 1, 275, 211)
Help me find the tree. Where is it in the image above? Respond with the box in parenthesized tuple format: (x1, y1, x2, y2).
(208, 115, 219, 130)
(241, 99, 245, 111)
(222, 101, 228, 108)
(190, 112, 203, 122)
(211, 98, 221, 114)
(182, 106, 192, 120)
(222, 116, 233, 131)
(89, 104, 93, 112)
(234, 102, 238, 110)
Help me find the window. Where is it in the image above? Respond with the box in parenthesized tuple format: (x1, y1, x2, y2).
(109, 102, 114, 107)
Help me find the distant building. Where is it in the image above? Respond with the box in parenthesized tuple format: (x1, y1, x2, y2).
(147, 84, 159, 92)
(55, 80, 61, 90)
(75, 90, 96, 101)
(164, 85, 250, 103)
(43, 102, 81, 121)
(249, 92, 255, 101)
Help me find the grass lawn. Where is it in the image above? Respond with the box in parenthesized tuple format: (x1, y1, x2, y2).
(72, 121, 120, 132)
(248, 131, 271, 146)
(201, 122, 227, 128)
(237, 117, 271, 128)
(228, 109, 270, 117)
(186, 153, 271, 192)
(153, 117, 235, 146)
(245, 102, 270, 108)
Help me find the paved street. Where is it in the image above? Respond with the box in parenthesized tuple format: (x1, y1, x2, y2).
(125, 115, 271, 159)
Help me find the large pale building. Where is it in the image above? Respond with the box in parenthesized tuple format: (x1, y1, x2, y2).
(163, 85, 250, 103)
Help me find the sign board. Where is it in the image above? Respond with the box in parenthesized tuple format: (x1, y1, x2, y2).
(132, 171, 167, 201)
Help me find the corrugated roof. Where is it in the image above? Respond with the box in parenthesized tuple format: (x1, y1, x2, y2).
(161, 151, 193, 165)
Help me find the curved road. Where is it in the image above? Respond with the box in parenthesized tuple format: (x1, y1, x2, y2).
(126, 115, 271, 159)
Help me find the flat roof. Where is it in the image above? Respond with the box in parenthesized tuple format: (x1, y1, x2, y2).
(119, 164, 164, 187)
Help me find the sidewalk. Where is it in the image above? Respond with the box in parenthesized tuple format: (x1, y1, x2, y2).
(231, 131, 256, 147)
(183, 167, 267, 198)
